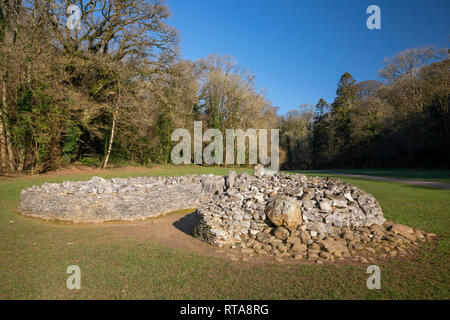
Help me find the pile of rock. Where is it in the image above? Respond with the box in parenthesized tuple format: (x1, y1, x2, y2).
(193, 171, 386, 246)
(192, 169, 435, 263)
(18, 174, 224, 223)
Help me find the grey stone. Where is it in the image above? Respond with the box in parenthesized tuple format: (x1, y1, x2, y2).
(254, 164, 264, 178)
(250, 221, 259, 230)
(225, 171, 236, 190)
(201, 175, 224, 195)
(319, 201, 332, 212)
(332, 200, 347, 208)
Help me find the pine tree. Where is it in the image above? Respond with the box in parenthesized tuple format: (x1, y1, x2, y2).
(330, 72, 357, 165)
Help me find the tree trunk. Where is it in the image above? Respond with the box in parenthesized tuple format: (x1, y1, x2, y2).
(0, 73, 15, 171)
(0, 71, 8, 171)
(0, 118, 7, 172)
(0, 1, 21, 172)
(16, 148, 25, 171)
(102, 109, 117, 169)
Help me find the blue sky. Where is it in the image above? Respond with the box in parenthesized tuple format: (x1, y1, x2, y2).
(167, 0, 450, 115)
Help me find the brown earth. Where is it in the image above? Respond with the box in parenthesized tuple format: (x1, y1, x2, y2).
(98, 210, 280, 266)
(88, 210, 422, 268)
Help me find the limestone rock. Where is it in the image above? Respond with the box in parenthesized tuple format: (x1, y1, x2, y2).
(390, 224, 416, 241)
(253, 164, 264, 178)
(265, 196, 302, 231)
(321, 238, 349, 254)
(274, 227, 290, 240)
(291, 243, 307, 252)
(319, 201, 332, 212)
(201, 175, 224, 195)
(225, 171, 236, 190)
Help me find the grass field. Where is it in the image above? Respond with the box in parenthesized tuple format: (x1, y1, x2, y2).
(0, 165, 449, 299)
(304, 168, 450, 183)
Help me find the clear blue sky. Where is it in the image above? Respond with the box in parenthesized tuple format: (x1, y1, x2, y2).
(167, 0, 450, 115)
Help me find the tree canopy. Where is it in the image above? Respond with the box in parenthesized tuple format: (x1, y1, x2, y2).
(0, 1, 448, 173)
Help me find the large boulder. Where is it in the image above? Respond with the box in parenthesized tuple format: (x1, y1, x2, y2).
(265, 196, 302, 231)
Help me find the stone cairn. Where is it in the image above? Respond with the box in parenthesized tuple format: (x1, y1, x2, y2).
(192, 166, 436, 263)
(18, 167, 435, 263)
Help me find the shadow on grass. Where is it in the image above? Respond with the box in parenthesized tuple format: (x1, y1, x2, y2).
(172, 211, 197, 236)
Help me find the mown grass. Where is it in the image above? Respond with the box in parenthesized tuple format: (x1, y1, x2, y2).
(0, 165, 449, 299)
(303, 168, 450, 183)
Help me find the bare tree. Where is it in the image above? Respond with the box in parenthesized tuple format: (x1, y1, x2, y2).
(0, 0, 22, 171)
(23, 1, 179, 169)
(29, 0, 178, 63)
(379, 46, 447, 82)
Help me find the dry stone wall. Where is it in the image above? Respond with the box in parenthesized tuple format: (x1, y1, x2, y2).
(18, 175, 224, 223)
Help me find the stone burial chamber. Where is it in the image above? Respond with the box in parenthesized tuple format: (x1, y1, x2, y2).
(18, 175, 223, 223)
(18, 166, 436, 263)
(193, 171, 387, 245)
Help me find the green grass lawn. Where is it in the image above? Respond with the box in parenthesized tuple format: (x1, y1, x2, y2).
(303, 168, 450, 183)
(0, 165, 449, 299)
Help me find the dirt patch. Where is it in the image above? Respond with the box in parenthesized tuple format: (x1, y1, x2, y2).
(91, 210, 416, 268)
(97, 210, 291, 267)
(102, 210, 247, 260)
